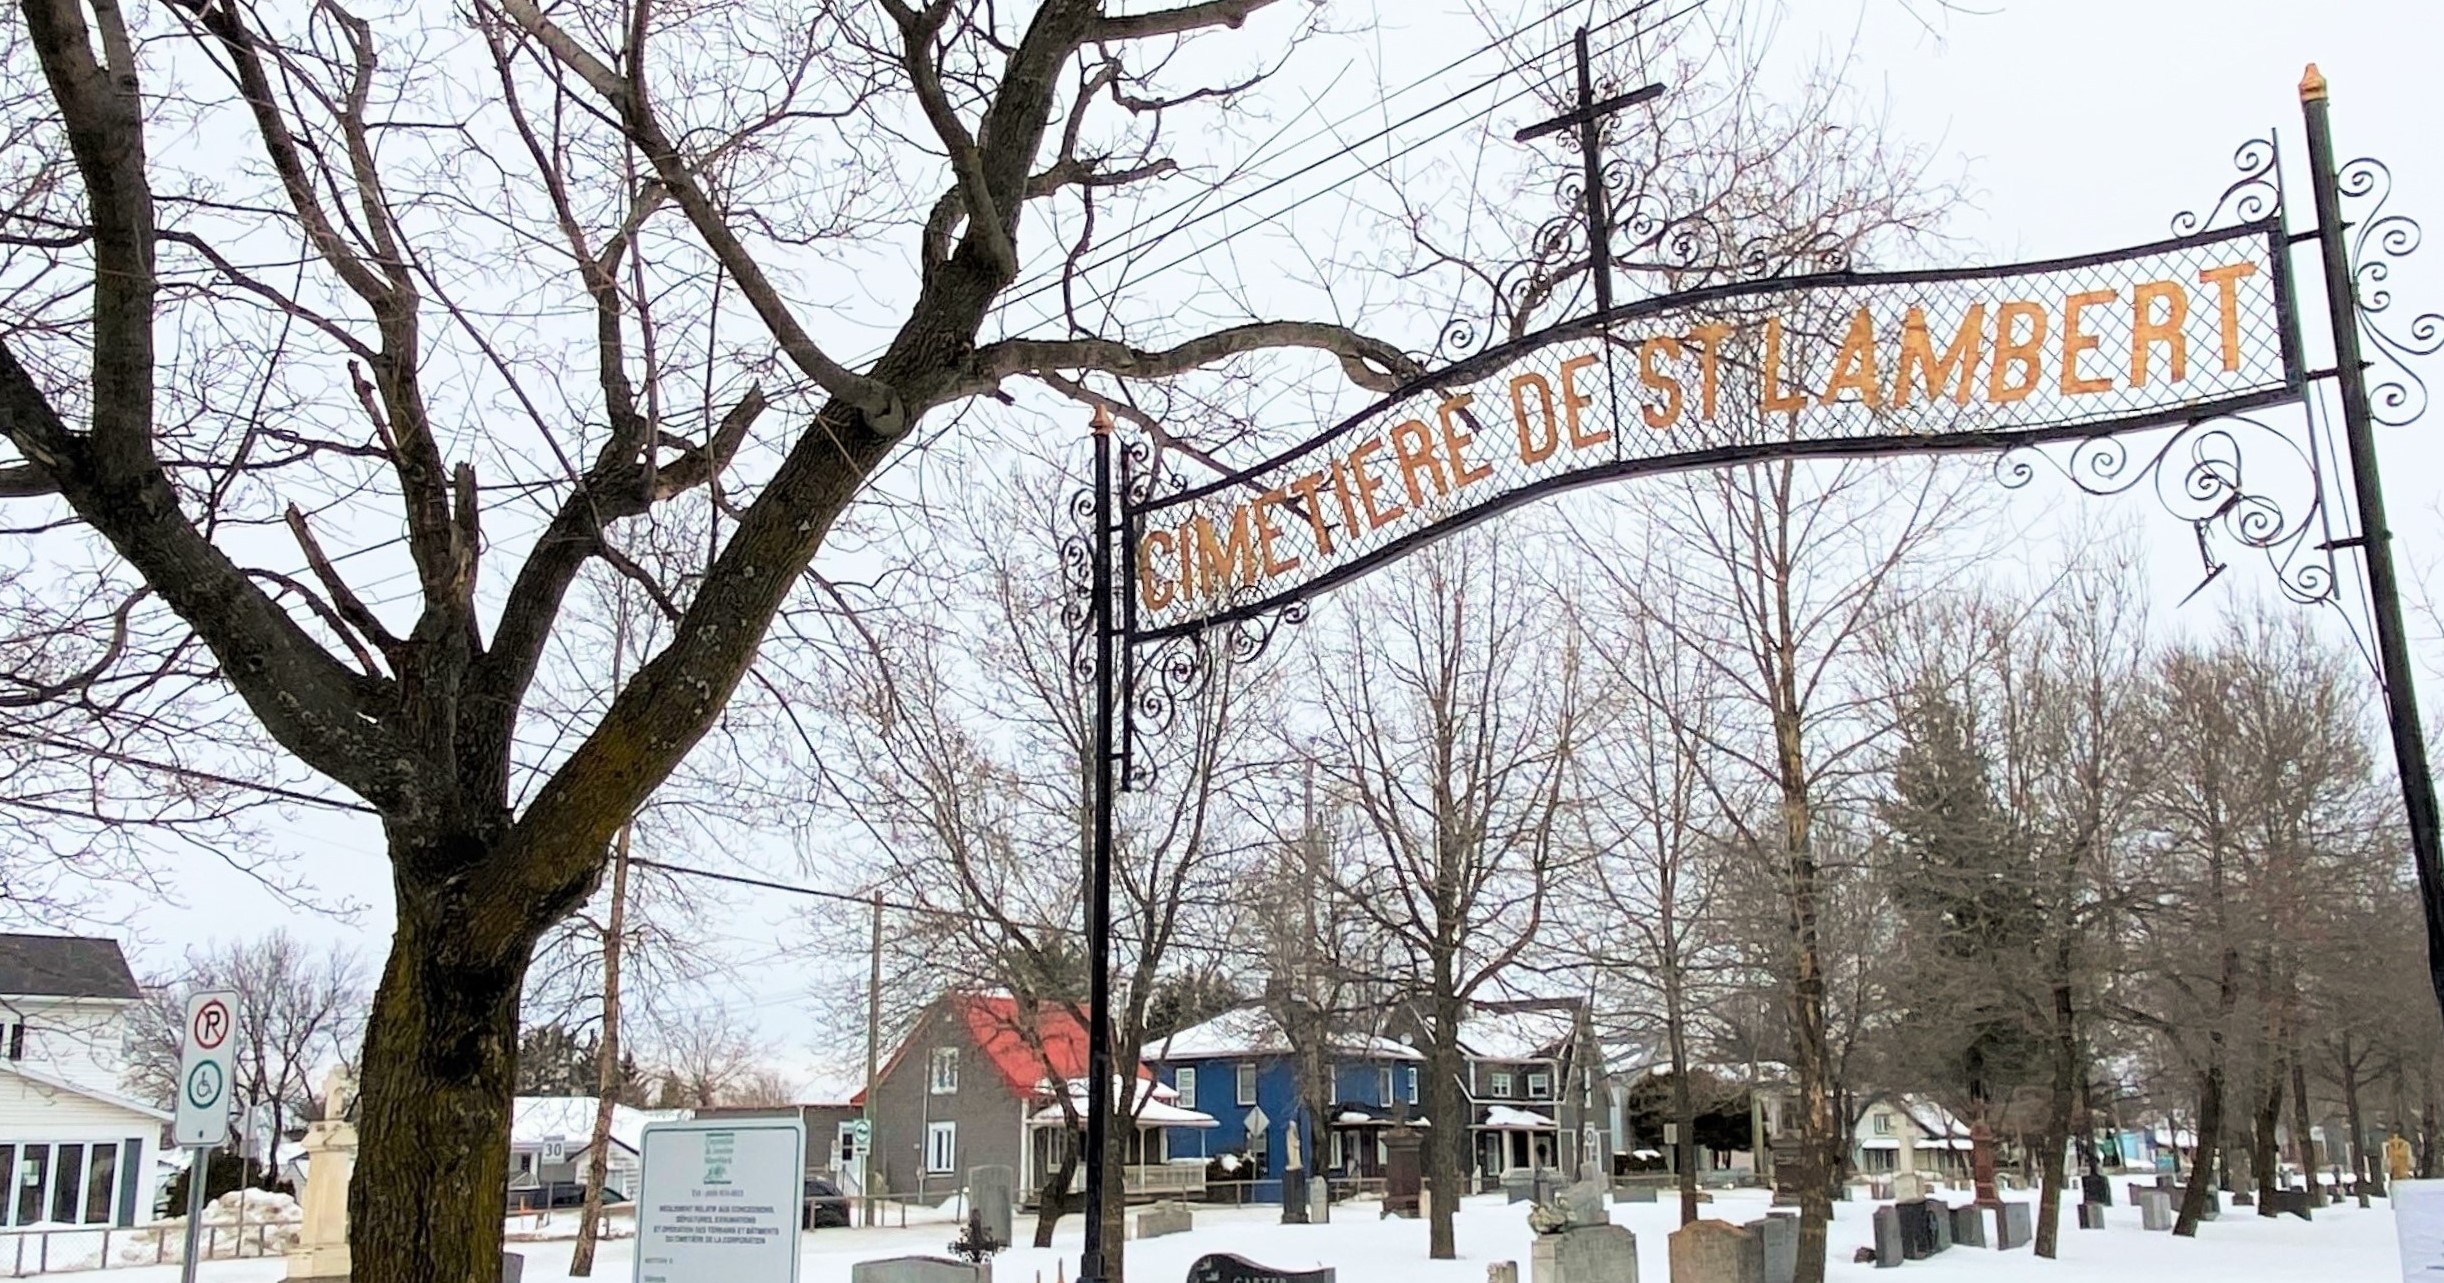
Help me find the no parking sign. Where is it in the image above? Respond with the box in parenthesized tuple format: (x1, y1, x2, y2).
(173, 991, 237, 1148)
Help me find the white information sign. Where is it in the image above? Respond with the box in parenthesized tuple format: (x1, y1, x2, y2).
(2395, 1179, 2444, 1281)
(634, 1117, 805, 1283)
(172, 990, 238, 1148)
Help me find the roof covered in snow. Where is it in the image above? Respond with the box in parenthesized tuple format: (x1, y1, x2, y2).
(1457, 1006, 1579, 1062)
(1481, 1105, 1558, 1130)
(1142, 1005, 1422, 1063)
(511, 1096, 684, 1155)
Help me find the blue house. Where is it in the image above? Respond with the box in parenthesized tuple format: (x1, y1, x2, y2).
(1142, 1005, 1423, 1202)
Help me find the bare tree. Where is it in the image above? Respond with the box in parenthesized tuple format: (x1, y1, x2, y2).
(1303, 535, 1582, 1260)
(1566, 544, 1737, 1225)
(3, 3, 1418, 1276)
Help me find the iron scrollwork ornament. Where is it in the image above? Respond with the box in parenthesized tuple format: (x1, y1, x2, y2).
(2335, 155, 2444, 427)
(2000, 132, 2334, 608)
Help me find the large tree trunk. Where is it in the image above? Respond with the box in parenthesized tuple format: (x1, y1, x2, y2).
(2290, 1058, 2320, 1208)
(2253, 1071, 2283, 1216)
(2173, 1068, 2224, 1237)
(1666, 955, 1698, 1227)
(2034, 951, 2079, 1258)
(350, 868, 539, 1283)
(2341, 1041, 2371, 1208)
(1101, 1104, 1128, 1283)
(1425, 985, 1465, 1260)
(1031, 1132, 1078, 1249)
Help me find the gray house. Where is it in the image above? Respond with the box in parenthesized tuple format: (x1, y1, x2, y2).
(857, 994, 1212, 1206)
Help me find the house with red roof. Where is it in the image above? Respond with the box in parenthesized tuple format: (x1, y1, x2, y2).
(855, 993, 1215, 1207)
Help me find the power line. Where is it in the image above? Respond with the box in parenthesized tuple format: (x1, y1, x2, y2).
(989, 1, 1692, 335)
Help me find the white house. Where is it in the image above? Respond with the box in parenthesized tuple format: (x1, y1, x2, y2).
(1852, 1095, 1974, 1177)
(510, 1096, 687, 1199)
(0, 934, 167, 1228)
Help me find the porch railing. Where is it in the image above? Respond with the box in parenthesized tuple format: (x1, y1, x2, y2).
(1064, 1162, 1207, 1198)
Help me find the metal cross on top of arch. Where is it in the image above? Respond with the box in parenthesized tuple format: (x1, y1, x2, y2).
(1057, 65, 2442, 1283)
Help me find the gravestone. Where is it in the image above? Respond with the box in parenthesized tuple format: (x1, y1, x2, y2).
(1949, 1203, 1986, 1248)
(1993, 1201, 2032, 1250)
(851, 1257, 985, 1283)
(1615, 1184, 1660, 1204)
(1138, 1202, 1195, 1239)
(1871, 1205, 1903, 1270)
(1769, 1139, 1806, 1207)
(1490, 1264, 1519, 1283)
(1310, 1178, 1331, 1226)
(1530, 1224, 1639, 1283)
(502, 1254, 525, 1283)
(286, 1068, 359, 1283)
(1561, 1176, 1609, 1228)
(1668, 1219, 1760, 1283)
(1188, 1255, 1336, 1283)
(2267, 1188, 2312, 1221)
(2082, 1173, 2112, 1206)
(1384, 1128, 1423, 1219)
(2076, 1202, 2106, 1230)
(1928, 1201, 1953, 1253)
(970, 1166, 1015, 1249)
(1282, 1167, 1310, 1225)
(1890, 1172, 1928, 1205)
(1744, 1216, 1797, 1283)
(1507, 1170, 1539, 1204)
(1894, 1201, 1938, 1260)
(2126, 1181, 2150, 1208)
(2137, 1188, 2173, 1232)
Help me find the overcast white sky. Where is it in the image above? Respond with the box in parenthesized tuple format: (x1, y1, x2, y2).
(98, 0, 2444, 1092)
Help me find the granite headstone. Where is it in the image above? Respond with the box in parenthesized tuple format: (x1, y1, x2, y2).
(1668, 1219, 1760, 1283)
(1188, 1255, 1337, 1283)
(1529, 1224, 1638, 1283)
(1993, 1202, 2032, 1251)
(970, 1166, 1015, 1249)
(1871, 1205, 1903, 1270)
(1744, 1215, 1797, 1283)
(851, 1257, 985, 1283)
(1948, 1202, 1986, 1248)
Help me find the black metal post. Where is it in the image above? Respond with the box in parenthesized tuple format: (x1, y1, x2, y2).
(2300, 65, 2444, 1030)
(1081, 406, 1119, 1283)
(1575, 28, 1611, 317)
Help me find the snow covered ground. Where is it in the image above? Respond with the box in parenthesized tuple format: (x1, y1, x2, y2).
(36, 1187, 2405, 1282)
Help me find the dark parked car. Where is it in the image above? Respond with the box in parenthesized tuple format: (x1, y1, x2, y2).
(508, 1182, 629, 1213)
(804, 1176, 851, 1229)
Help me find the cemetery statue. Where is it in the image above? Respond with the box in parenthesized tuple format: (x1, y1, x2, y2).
(1285, 1123, 1304, 1172)
(322, 1063, 359, 1124)
(2390, 1130, 2417, 1182)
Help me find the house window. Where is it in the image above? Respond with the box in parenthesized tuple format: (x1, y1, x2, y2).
(925, 1122, 958, 1173)
(929, 1048, 959, 1095)
(1405, 1069, 1418, 1106)
(1379, 1067, 1394, 1103)
(1236, 1063, 1257, 1106)
(1174, 1067, 1197, 1107)
(1873, 1113, 1893, 1136)
(1327, 1065, 1339, 1105)
(1526, 1072, 1551, 1100)
(1490, 1070, 1513, 1098)
(1, 1022, 20, 1061)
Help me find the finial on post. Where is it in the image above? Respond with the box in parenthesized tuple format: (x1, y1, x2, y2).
(1090, 404, 1114, 436)
(2300, 63, 2328, 103)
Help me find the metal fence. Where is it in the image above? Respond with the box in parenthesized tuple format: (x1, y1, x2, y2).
(0, 1220, 289, 1278)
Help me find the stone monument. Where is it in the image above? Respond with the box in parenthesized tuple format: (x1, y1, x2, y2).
(1743, 1215, 1797, 1283)
(1384, 1126, 1423, 1219)
(1668, 1219, 1761, 1283)
(1281, 1125, 1309, 1225)
(969, 1166, 1014, 1248)
(1529, 1220, 1637, 1283)
(285, 1066, 359, 1283)
(1869, 1205, 1902, 1269)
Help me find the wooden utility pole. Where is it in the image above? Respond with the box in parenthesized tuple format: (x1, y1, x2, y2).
(864, 891, 882, 1226)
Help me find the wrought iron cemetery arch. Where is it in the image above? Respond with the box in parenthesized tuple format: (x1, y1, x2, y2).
(1058, 67, 2441, 1281)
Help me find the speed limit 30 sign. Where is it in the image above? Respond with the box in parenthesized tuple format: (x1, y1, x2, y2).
(173, 991, 238, 1148)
